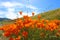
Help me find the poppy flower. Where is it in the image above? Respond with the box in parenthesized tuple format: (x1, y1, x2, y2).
(3, 32, 11, 37)
(0, 27, 3, 30)
(22, 31, 28, 38)
(16, 36, 21, 40)
(19, 11, 22, 15)
(32, 12, 35, 16)
(23, 15, 28, 19)
(38, 15, 41, 19)
(9, 37, 15, 40)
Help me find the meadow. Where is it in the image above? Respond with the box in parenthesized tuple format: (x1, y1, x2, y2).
(0, 8, 60, 40)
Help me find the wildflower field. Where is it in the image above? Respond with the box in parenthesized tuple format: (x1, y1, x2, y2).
(0, 12, 60, 40)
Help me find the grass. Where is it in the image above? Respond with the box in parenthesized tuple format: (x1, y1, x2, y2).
(32, 8, 60, 20)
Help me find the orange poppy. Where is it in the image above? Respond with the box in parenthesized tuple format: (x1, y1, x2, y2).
(2, 32, 11, 37)
(0, 27, 3, 30)
(23, 15, 28, 19)
(22, 31, 28, 38)
(16, 36, 21, 40)
(19, 11, 22, 15)
(38, 15, 41, 19)
(32, 12, 35, 16)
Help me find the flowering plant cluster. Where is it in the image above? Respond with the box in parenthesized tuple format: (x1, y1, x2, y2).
(0, 12, 60, 40)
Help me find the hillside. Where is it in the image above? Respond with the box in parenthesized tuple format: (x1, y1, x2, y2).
(32, 8, 60, 20)
(0, 18, 14, 26)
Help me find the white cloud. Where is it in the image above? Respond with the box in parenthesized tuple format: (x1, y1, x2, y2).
(0, 2, 38, 10)
(0, 1, 38, 19)
(26, 5, 38, 10)
(7, 8, 15, 12)
(0, 2, 24, 8)
(1, 2, 14, 8)
(5, 12, 17, 19)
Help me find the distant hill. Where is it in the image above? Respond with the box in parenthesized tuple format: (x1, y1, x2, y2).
(0, 18, 14, 26)
(0, 18, 11, 21)
(32, 8, 60, 20)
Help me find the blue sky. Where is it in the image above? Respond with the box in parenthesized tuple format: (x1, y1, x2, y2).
(0, 0, 60, 19)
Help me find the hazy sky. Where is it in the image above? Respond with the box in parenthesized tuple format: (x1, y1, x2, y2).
(0, 0, 60, 19)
